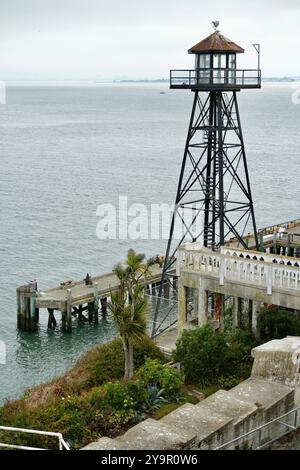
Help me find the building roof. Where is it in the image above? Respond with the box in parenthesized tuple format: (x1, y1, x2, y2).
(188, 31, 244, 54)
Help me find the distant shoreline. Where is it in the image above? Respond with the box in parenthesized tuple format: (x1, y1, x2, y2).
(116, 77, 300, 84)
(4, 77, 300, 87)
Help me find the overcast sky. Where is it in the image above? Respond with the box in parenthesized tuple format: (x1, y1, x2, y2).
(0, 0, 299, 80)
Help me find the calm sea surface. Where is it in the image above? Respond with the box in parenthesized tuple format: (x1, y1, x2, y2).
(0, 82, 300, 404)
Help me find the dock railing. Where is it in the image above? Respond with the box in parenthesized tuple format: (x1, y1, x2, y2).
(0, 425, 70, 450)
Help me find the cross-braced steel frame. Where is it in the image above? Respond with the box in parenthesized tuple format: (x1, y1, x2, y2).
(152, 90, 258, 337)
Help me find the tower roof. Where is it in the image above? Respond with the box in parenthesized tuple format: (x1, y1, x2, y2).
(188, 31, 244, 54)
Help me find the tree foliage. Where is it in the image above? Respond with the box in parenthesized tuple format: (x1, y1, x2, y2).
(109, 249, 151, 378)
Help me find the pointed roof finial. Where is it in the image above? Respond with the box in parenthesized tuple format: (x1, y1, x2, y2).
(212, 20, 220, 31)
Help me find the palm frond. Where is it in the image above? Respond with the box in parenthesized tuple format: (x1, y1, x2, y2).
(108, 291, 148, 345)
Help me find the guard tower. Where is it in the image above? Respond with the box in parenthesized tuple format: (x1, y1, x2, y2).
(152, 23, 261, 337)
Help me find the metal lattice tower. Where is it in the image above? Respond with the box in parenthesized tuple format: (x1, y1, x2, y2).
(152, 25, 261, 337)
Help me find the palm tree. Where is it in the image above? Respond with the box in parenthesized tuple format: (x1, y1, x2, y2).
(109, 250, 151, 379)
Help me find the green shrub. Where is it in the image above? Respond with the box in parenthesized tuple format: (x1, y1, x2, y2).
(126, 379, 149, 407)
(257, 306, 300, 341)
(136, 359, 184, 400)
(173, 326, 228, 384)
(88, 408, 136, 438)
(224, 328, 257, 367)
(0, 395, 95, 449)
(173, 325, 255, 385)
(217, 375, 243, 390)
(82, 336, 164, 387)
(102, 382, 136, 411)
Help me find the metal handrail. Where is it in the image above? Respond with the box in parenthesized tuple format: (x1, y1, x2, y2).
(213, 406, 299, 450)
(170, 68, 261, 88)
(171, 68, 261, 72)
(258, 217, 300, 234)
(0, 425, 70, 450)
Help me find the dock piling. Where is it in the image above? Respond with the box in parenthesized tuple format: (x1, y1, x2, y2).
(66, 289, 72, 332)
(17, 282, 38, 331)
(100, 297, 108, 315)
(93, 283, 99, 323)
(47, 308, 57, 329)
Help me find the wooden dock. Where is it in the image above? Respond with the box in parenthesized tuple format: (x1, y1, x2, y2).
(16, 264, 176, 333)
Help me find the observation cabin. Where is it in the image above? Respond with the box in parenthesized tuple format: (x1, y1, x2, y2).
(170, 25, 261, 91)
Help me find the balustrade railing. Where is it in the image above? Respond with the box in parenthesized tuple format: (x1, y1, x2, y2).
(178, 245, 300, 295)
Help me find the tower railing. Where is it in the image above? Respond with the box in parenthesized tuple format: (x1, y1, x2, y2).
(170, 68, 261, 89)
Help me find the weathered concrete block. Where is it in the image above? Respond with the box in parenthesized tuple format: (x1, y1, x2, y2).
(228, 377, 294, 447)
(116, 418, 188, 450)
(251, 336, 300, 388)
(160, 403, 233, 449)
(196, 389, 259, 447)
(231, 378, 294, 417)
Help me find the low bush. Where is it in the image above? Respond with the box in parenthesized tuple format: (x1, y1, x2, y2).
(173, 325, 256, 386)
(83, 337, 164, 388)
(136, 358, 184, 400)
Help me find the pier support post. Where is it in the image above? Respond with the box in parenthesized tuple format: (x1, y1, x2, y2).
(16, 288, 21, 329)
(61, 307, 67, 333)
(78, 305, 87, 322)
(214, 293, 224, 329)
(198, 282, 208, 328)
(17, 282, 38, 331)
(93, 283, 99, 324)
(87, 301, 96, 322)
(48, 309, 57, 329)
(30, 283, 39, 329)
(101, 297, 108, 315)
(66, 289, 72, 332)
(21, 288, 27, 329)
(233, 297, 242, 328)
(252, 301, 262, 337)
